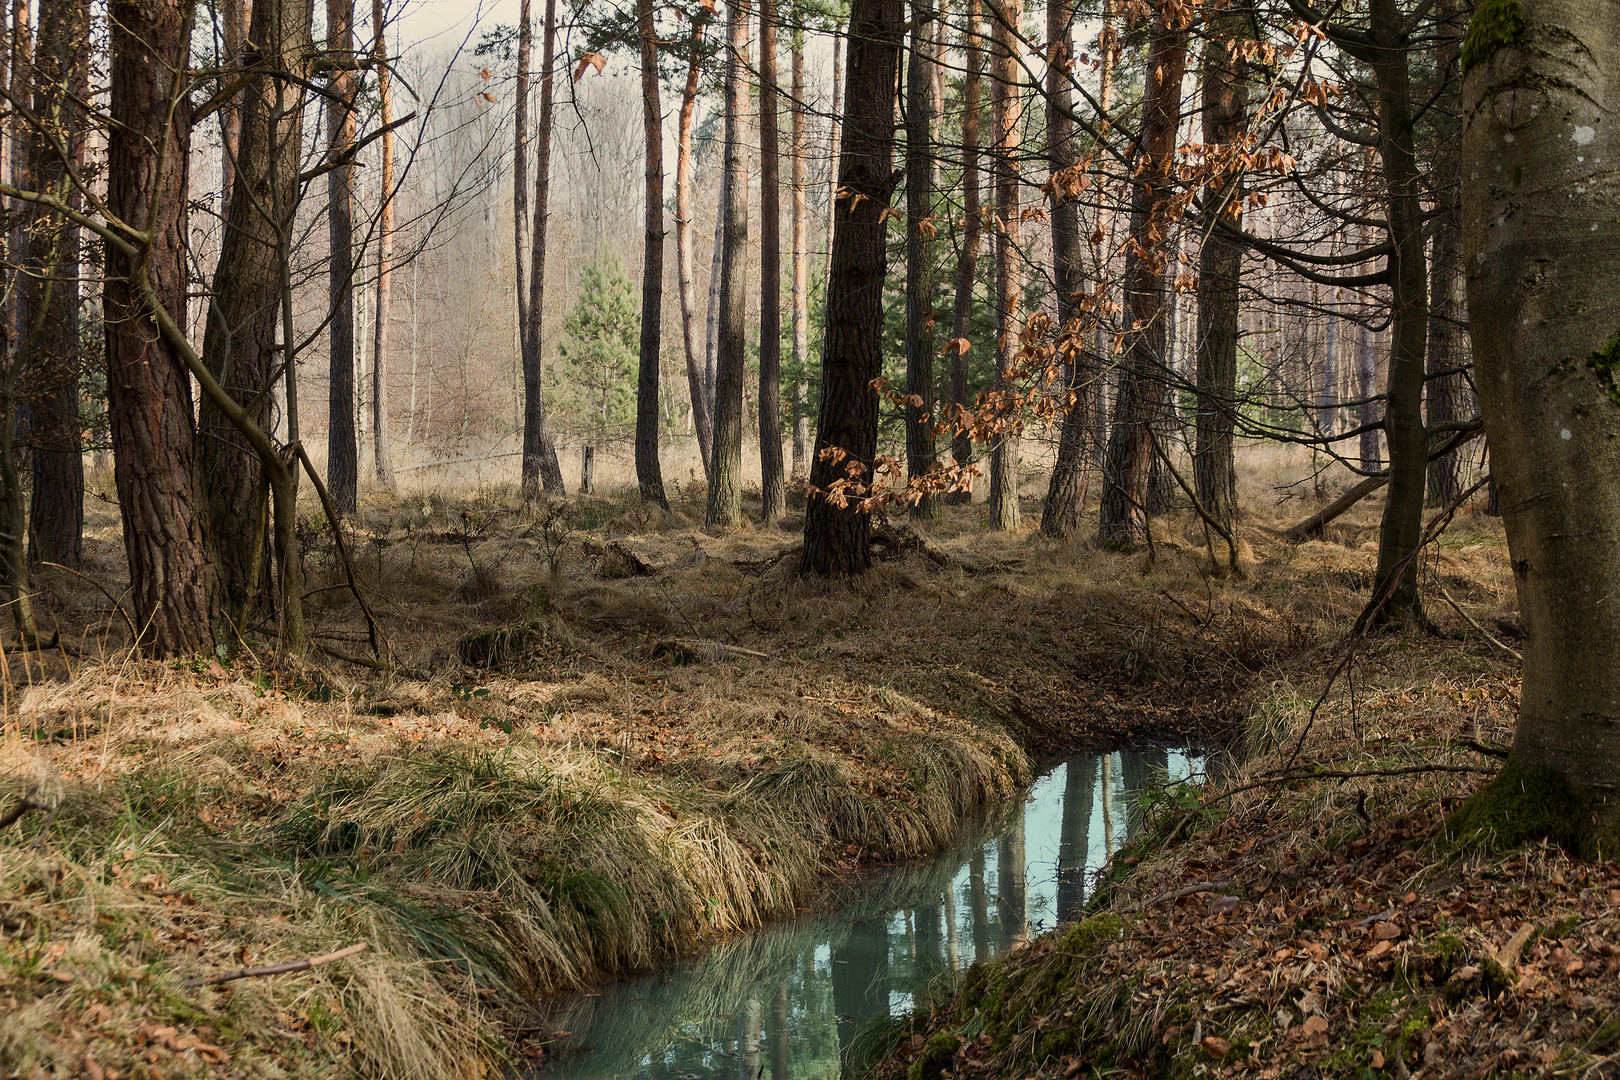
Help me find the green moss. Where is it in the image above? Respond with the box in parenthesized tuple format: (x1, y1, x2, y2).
(1443, 756, 1620, 858)
(1587, 330, 1620, 406)
(1460, 0, 1525, 72)
(1058, 913, 1125, 956)
(907, 1031, 957, 1080)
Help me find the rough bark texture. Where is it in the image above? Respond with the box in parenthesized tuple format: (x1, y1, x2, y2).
(8, 0, 30, 345)
(904, 0, 938, 520)
(1039, 0, 1086, 537)
(1097, 2, 1186, 547)
(946, 0, 981, 505)
(201, 0, 311, 616)
(986, 0, 1022, 532)
(634, 0, 668, 509)
(325, 0, 357, 515)
(757, 0, 785, 522)
(23, 0, 90, 568)
(1192, 9, 1249, 532)
(800, 0, 902, 575)
(707, 0, 752, 528)
(1452, 0, 1620, 855)
(1357, 308, 1381, 470)
(674, 34, 713, 478)
(1426, 196, 1465, 506)
(106, 0, 216, 655)
(522, 0, 565, 498)
(790, 35, 810, 477)
(370, 0, 394, 489)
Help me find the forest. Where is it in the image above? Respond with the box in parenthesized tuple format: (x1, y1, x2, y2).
(1, 0, 1618, 1076)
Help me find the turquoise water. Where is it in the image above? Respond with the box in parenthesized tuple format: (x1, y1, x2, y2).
(532, 747, 1202, 1079)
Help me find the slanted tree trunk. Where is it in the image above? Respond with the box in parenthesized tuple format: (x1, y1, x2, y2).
(1192, 7, 1249, 533)
(790, 30, 811, 478)
(801, 0, 903, 575)
(986, 0, 1022, 532)
(947, 0, 982, 505)
(757, 0, 785, 522)
(1098, 0, 1186, 547)
(1450, 0, 1620, 855)
(325, 0, 358, 514)
(904, 0, 938, 520)
(106, 0, 216, 655)
(634, 0, 668, 509)
(522, 0, 565, 497)
(23, 0, 90, 569)
(706, 0, 750, 529)
(675, 29, 713, 478)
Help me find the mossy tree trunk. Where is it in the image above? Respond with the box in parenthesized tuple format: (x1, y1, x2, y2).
(1451, 0, 1620, 856)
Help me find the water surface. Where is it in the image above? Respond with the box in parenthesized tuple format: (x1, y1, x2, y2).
(533, 747, 1201, 1079)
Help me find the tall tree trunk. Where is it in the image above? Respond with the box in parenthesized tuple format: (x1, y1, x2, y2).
(9, 0, 30, 346)
(200, 0, 312, 620)
(947, 0, 982, 505)
(800, 0, 903, 574)
(1097, 0, 1186, 547)
(1039, 0, 1086, 536)
(790, 30, 811, 477)
(703, 167, 725, 421)
(219, 0, 249, 205)
(24, 0, 90, 569)
(325, 0, 357, 514)
(106, 0, 216, 655)
(986, 0, 1022, 532)
(634, 0, 668, 509)
(757, 0, 785, 521)
(522, 0, 565, 497)
(904, 0, 938, 520)
(675, 30, 713, 478)
(1357, 292, 1381, 470)
(706, 0, 750, 529)
(1451, 0, 1620, 853)
(1362, 0, 1430, 627)
(370, 0, 395, 488)
(1192, 7, 1249, 533)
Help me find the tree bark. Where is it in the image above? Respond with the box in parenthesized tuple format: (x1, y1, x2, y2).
(370, 0, 395, 489)
(800, 0, 902, 575)
(9, 0, 30, 346)
(106, 0, 216, 655)
(946, 0, 981, 505)
(522, 0, 565, 497)
(325, 0, 357, 514)
(635, 0, 668, 509)
(757, 0, 785, 522)
(1452, 0, 1620, 854)
(675, 30, 713, 478)
(1426, 199, 1464, 507)
(706, 0, 750, 529)
(1098, 0, 1186, 547)
(986, 0, 1022, 532)
(790, 32, 810, 478)
(904, 0, 938, 520)
(1191, 7, 1249, 533)
(218, 0, 249, 207)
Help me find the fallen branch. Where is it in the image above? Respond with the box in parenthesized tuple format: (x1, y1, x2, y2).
(1134, 879, 1234, 913)
(183, 942, 367, 988)
(1435, 581, 1523, 661)
(1285, 474, 1388, 541)
(1212, 761, 1499, 804)
(294, 444, 387, 661)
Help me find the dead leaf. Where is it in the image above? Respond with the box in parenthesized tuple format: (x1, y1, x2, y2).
(573, 52, 606, 82)
(1373, 920, 1402, 941)
(1202, 1036, 1231, 1059)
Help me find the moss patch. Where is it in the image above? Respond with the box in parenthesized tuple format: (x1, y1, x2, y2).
(1587, 329, 1620, 406)
(1444, 756, 1620, 858)
(1460, 0, 1525, 73)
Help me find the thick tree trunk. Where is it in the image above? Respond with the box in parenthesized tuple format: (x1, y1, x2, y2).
(800, 0, 902, 575)
(675, 33, 713, 478)
(219, 0, 248, 201)
(1039, 0, 1086, 537)
(23, 0, 89, 569)
(947, 0, 981, 505)
(904, 0, 938, 520)
(790, 34, 811, 478)
(106, 0, 216, 655)
(522, 0, 566, 497)
(200, 0, 312, 619)
(1098, 1, 1186, 547)
(1192, 10, 1249, 533)
(986, 0, 1022, 532)
(706, 0, 751, 529)
(634, 0, 668, 509)
(325, 0, 357, 514)
(757, 0, 785, 522)
(1452, 0, 1620, 854)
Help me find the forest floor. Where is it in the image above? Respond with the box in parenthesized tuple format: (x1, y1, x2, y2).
(0, 450, 1533, 1079)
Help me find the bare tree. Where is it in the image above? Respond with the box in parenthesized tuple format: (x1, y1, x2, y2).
(706, 0, 750, 529)
(634, 0, 668, 508)
(904, 0, 938, 520)
(986, 0, 1023, 532)
(757, 0, 785, 522)
(326, 0, 359, 514)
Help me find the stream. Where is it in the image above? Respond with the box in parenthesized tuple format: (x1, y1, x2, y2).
(531, 747, 1203, 1079)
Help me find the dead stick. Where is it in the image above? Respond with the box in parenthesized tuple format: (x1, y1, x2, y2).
(293, 445, 386, 661)
(0, 787, 44, 830)
(183, 942, 367, 988)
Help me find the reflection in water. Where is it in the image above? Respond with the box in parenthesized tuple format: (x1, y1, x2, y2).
(532, 748, 1201, 1079)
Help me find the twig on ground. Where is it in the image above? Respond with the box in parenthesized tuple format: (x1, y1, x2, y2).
(183, 943, 368, 988)
(1435, 580, 1523, 661)
(1134, 880, 1234, 913)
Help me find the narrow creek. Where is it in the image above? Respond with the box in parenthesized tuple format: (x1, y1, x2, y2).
(530, 746, 1203, 1079)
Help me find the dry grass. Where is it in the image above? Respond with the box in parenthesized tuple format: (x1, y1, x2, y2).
(2, 444, 1516, 1076)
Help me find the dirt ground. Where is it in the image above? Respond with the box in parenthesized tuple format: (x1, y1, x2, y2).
(0, 446, 1528, 1078)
